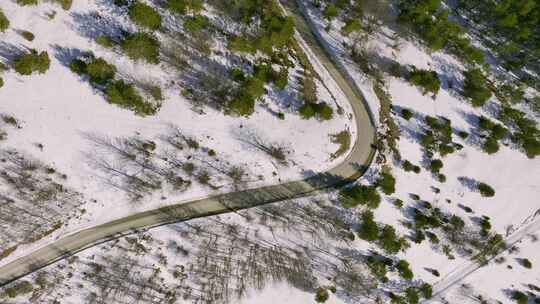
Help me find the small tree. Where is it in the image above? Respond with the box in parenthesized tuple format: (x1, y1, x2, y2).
(166, 0, 203, 14)
(129, 1, 162, 30)
(377, 172, 396, 195)
(419, 283, 433, 299)
(396, 259, 413, 280)
(408, 69, 440, 95)
(477, 182, 495, 197)
(463, 68, 492, 107)
(521, 258, 532, 269)
(121, 33, 160, 64)
(13, 49, 50, 75)
(358, 210, 379, 241)
(323, 4, 339, 21)
(315, 287, 329, 303)
(85, 58, 116, 85)
(429, 159, 443, 173)
(0, 9, 9, 32)
(379, 225, 406, 254)
(401, 108, 413, 120)
(512, 291, 529, 304)
(341, 185, 381, 209)
(405, 287, 420, 304)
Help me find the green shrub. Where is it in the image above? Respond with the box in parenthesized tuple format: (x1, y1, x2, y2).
(96, 35, 114, 48)
(0, 77, 3, 88)
(420, 283, 433, 299)
(228, 35, 256, 53)
(315, 287, 329, 303)
(184, 15, 208, 33)
(16, 0, 38, 6)
(358, 210, 379, 241)
(379, 225, 407, 254)
(408, 69, 440, 95)
(85, 58, 116, 85)
(299, 102, 333, 120)
(405, 287, 420, 304)
(129, 1, 161, 30)
(70, 57, 116, 86)
(5, 281, 33, 298)
(377, 172, 396, 195)
(166, 0, 203, 14)
(396, 259, 413, 280)
(482, 136, 500, 154)
(13, 49, 50, 75)
(341, 19, 361, 35)
(458, 130, 469, 139)
(20, 30, 35, 41)
(341, 185, 381, 209)
(105, 80, 158, 115)
(228, 76, 265, 116)
(521, 258, 532, 269)
(477, 182, 495, 197)
(323, 4, 338, 20)
(437, 173, 446, 183)
(463, 68, 492, 107)
(429, 159, 443, 173)
(0, 10, 10, 33)
(401, 108, 413, 120)
(512, 291, 529, 304)
(121, 33, 160, 64)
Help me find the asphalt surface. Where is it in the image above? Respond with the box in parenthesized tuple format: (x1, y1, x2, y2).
(0, 0, 377, 287)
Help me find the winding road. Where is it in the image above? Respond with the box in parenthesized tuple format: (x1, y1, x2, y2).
(0, 0, 377, 287)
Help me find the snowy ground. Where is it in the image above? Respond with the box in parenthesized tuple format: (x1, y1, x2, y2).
(1, 0, 539, 303)
(0, 0, 356, 265)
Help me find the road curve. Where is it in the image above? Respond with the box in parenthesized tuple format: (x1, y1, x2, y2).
(0, 0, 377, 287)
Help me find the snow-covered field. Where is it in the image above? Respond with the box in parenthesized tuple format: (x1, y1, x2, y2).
(0, 0, 356, 265)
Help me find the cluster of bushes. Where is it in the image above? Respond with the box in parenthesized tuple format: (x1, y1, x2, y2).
(227, 63, 287, 116)
(397, 0, 484, 64)
(407, 68, 441, 96)
(0, 9, 9, 32)
(297, 72, 333, 120)
(70, 56, 116, 86)
(402, 160, 421, 173)
(421, 116, 460, 158)
(457, 0, 540, 72)
(340, 185, 381, 209)
(70, 55, 158, 116)
(228, 8, 294, 54)
(463, 68, 492, 107)
(299, 102, 333, 120)
(13, 49, 50, 75)
(499, 106, 540, 158)
(478, 116, 508, 154)
(418, 116, 455, 179)
(358, 211, 409, 254)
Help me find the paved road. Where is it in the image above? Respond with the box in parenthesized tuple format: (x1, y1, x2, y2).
(0, 1, 376, 287)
